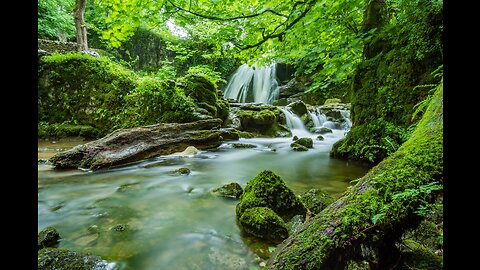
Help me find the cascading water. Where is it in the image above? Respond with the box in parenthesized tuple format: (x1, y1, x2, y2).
(309, 108, 327, 128)
(280, 108, 311, 137)
(223, 63, 279, 104)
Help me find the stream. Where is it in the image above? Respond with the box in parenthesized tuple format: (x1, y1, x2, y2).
(38, 127, 369, 270)
(38, 63, 370, 269)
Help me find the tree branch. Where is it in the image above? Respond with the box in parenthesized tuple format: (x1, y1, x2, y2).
(167, 0, 288, 20)
(238, 0, 319, 50)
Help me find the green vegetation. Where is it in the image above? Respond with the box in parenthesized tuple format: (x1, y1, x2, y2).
(38, 52, 234, 138)
(38, 0, 443, 268)
(268, 80, 443, 269)
(236, 170, 306, 221)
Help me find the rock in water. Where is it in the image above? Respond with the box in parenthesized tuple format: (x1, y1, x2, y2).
(169, 146, 202, 157)
(49, 119, 224, 170)
(212, 182, 243, 199)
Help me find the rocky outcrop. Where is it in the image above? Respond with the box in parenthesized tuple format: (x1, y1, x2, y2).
(49, 119, 226, 170)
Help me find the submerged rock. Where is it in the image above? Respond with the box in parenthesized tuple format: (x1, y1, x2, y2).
(171, 167, 191, 175)
(212, 182, 243, 199)
(49, 119, 224, 170)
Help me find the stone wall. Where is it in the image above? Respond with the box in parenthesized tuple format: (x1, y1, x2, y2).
(38, 39, 80, 54)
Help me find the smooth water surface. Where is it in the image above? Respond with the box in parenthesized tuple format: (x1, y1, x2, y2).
(38, 131, 370, 270)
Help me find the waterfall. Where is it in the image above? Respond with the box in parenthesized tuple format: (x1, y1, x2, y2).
(280, 108, 310, 137)
(309, 108, 327, 128)
(223, 63, 279, 104)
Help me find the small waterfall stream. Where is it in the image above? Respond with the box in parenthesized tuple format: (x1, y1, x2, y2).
(223, 63, 279, 104)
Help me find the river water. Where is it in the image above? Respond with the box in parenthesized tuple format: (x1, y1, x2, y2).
(38, 116, 370, 270)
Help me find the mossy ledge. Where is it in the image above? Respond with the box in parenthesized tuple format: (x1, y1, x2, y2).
(267, 81, 443, 269)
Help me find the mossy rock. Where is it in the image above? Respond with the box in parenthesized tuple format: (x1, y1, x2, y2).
(236, 170, 306, 221)
(291, 137, 313, 148)
(231, 143, 257, 149)
(397, 239, 443, 269)
(38, 226, 60, 250)
(238, 207, 289, 243)
(291, 143, 308, 151)
(286, 100, 308, 117)
(38, 248, 111, 270)
(212, 182, 243, 199)
(318, 127, 333, 134)
(299, 189, 335, 214)
(324, 98, 342, 105)
(180, 74, 229, 122)
(237, 109, 276, 129)
(171, 167, 191, 175)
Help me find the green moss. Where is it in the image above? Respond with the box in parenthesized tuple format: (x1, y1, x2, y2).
(334, 22, 442, 164)
(212, 182, 244, 199)
(38, 226, 60, 250)
(290, 143, 308, 151)
(398, 239, 443, 269)
(38, 248, 106, 270)
(267, 81, 443, 269)
(239, 207, 289, 243)
(299, 189, 335, 214)
(236, 170, 306, 221)
(38, 52, 138, 135)
(291, 137, 313, 149)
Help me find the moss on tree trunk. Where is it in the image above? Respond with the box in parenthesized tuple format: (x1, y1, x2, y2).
(267, 81, 443, 269)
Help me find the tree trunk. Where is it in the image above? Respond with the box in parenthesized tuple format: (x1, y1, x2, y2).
(74, 0, 88, 51)
(267, 82, 443, 269)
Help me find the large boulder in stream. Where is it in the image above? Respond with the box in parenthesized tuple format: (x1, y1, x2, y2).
(49, 119, 225, 170)
(236, 170, 307, 242)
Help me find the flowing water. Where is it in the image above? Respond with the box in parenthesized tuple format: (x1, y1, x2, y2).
(223, 63, 279, 104)
(38, 124, 369, 270)
(38, 64, 370, 269)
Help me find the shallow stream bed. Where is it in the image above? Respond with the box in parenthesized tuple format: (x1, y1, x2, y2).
(38, 130, 370, 270)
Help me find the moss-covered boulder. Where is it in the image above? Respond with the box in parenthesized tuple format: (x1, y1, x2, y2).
(180, 74, 230, 123)
(236, 170, 306, 221)
(232, 105, 290, 137)
(38, 248, 113, 270)
(291, 137, 313, 149)
(212, 182, 243, 199)
(290, 143, 308, 151)
(237, 109, 276, 129)
(238, 207, 289, 243)
(38, 226, 60, 250)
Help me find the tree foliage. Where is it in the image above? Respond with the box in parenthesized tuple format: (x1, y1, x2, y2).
(38, 0, 76, 41)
